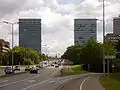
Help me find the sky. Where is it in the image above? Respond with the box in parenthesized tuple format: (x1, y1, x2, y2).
(0, 0, 120, 56)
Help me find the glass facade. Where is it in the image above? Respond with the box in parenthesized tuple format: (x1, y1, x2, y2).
(19, 19, 41, 52)
(74, 19, 97, 45)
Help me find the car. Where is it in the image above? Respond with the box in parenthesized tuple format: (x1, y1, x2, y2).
(14, 65, 20, 71)
(55, 64, 59, 68)
(51, 64, 54, 67)
(25, 66, 31, 71)
(30, 67, 38, 74)
(4, 66, 14, 74)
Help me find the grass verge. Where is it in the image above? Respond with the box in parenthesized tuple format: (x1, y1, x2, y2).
(100, 73, 120, 90)
(62, 65, 89, 76)
(0, 66, 5, 69)
(20, 65, 35, 67)
(0, 72, 27, 78)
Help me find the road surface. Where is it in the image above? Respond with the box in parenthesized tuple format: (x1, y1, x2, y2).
(58, 74, 105, 90)
(0, 67, 61, 90)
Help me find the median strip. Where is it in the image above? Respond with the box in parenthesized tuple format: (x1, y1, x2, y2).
(61, 65, 90, 76)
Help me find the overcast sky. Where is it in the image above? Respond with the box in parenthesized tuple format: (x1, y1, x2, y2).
(0, 0, 120, 56)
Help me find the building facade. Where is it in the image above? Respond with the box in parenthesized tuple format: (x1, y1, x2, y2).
(105, 33, 120, 43)
(19, 19, 41, 52)
(74, 19, 97, 45)
(113, 15, 120, 35)
(105, 15, 120, 43)
(0, 39, 10, 53)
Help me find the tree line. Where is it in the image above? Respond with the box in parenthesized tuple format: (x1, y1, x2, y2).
(61, 39, 118, 73)
(0, 46, 46, 65)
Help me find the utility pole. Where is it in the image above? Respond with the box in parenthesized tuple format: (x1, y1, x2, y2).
(3, 21, 18, 74)
(102, 0, 106, 73)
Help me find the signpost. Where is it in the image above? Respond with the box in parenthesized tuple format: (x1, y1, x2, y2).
(105, 56, 116, 59)
(105, 55, 116, 76)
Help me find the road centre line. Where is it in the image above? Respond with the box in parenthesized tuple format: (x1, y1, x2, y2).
(79, 77, 90, 90)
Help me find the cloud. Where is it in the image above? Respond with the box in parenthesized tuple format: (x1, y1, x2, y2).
(0, 0, 27, 18)
(0, 0, 120, 56)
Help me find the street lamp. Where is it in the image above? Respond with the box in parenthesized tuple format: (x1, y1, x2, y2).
(102, 0, 106, 73)
(43, 44, 49, 56)
(3, 21, 19, 73)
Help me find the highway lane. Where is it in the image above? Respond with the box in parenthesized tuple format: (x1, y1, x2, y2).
(0, 67, 61, 90)
(0, 69, 43, 86)
(58, 74, 105, 90)
(21, 73, 101, 90)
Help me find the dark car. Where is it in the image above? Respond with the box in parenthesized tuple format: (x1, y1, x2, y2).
(30, 67, 38, 74)
(55, 64, 59, 68)
(25, 66, 31, 71)
(4, 67, 14, 74)
(51, 64, 54, 67)
(14, 65, 20, 71)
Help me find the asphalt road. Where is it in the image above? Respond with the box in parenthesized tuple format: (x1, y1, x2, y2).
(20, 73, 102, 90)
(0, 67, 61, 90)
(58, 74, 105, 90)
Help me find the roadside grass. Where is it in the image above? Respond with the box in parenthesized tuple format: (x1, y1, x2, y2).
(20, 65, 36, 67)
(0, 71, 27, 78)
(62, 65, 89, 76)
(0, 66, 5, 69)
(100, 73, 120, 90)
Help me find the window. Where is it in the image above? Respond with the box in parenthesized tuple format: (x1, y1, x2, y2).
(80, 29, 84, 31)
(78, 36, 83, 40)
(91, 24, 96, 27)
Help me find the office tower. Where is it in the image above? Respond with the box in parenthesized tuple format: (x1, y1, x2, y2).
(113, 15, 120, 35)
(74, 19, 97, 45)
(19, 19, 41, 52)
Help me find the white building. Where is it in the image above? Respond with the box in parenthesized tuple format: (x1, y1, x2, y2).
(74, 19, 97, 45)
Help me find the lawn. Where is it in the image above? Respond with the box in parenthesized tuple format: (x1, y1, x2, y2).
(19, 65, 36, 67)
(0, 66, 5, 69)
(62, 65, 89, 76)
(100, 73, 120, 90)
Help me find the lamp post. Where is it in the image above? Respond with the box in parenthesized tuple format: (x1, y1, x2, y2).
(102, 0, 106, 73)
(3, 21, 18, 73)
(43, 44, 49, 65)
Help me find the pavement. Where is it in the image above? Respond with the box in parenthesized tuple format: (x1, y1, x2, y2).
(0, 66, 61, 90)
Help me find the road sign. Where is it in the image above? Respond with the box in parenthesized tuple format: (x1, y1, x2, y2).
(105, 55, 116, 59)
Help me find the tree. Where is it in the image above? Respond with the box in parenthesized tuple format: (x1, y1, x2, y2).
(61, 39, 116, 72)
(1, 46, 43, 65)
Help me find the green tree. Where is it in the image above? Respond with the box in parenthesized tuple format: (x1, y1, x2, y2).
(2, 46, 43, 65)
(61, 39, 116, 72)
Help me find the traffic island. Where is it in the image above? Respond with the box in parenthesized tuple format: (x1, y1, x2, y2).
(60, 65, 89, 76)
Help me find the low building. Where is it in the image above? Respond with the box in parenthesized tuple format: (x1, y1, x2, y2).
(0, 39, 10, 53)
(105, 33, 120, 43)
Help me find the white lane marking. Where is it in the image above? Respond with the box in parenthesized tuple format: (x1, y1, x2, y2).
(80, 77, 90, 90)
(28, 80, 36, 83)
(0, 70, 43, 88)
(0, 80, 8, 83)
(21, 79, 52, 90)
(49, 80, 62, 83)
